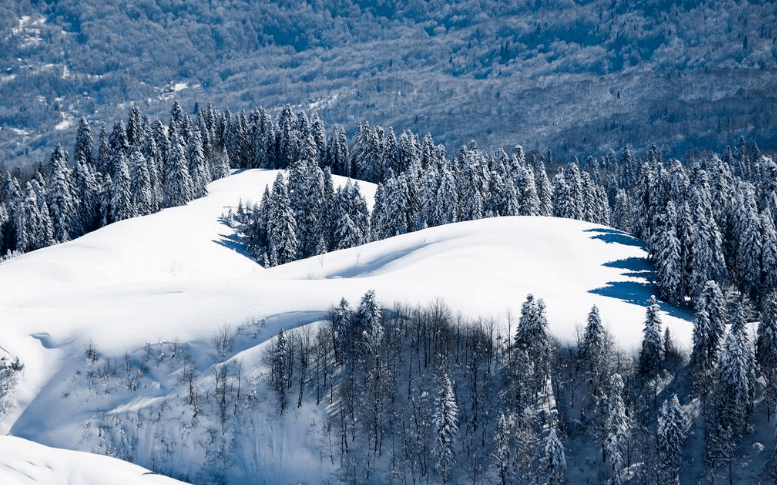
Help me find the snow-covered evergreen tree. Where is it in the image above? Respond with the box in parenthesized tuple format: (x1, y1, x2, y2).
(652, 201, 683, 304)
(161, 135, 194, 209)
(758, 292, 777, 420)
(432, 371, 458, 485)
(543, 426, 566, 485)
(657, 394, 686, 485)
(267, 173, 298, 265)
(46, 144, 77, 242)
(128, 147, 152, 217)
(604, 373, 630, 485)
(580, 305, 610, 399)
(109, 150, 134, 222)
(639, 296, 664, 379)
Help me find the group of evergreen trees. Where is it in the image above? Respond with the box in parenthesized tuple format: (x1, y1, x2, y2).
(0, 102, 230, 257)
(258, 284, 777, 484)
(611, 142, 777, 307)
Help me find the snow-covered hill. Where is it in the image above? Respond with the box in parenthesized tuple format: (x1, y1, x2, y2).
(0, 169, 693, 483)
(0, 436, 188, 485)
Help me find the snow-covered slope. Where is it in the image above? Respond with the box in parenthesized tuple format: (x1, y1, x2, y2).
(0, 435, 188, 485)
(0, 169, 692, 483)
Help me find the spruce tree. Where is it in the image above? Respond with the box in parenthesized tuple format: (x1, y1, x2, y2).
(580, 305, 610, 399)
(714, 303, 756, 450)
(47, 144, 77, 242)
(543, 426, 567, 485)
(268, 173, 298, 265)
(433, 371, 458, 485)
(757, 292, 777, 420)
(638, 296, 664, 379)
(657, 394, 686, 485)
(128, 147, 153, 217)
(653, 201, 683, 304)
(604, 373, 630, 485)
(74, 117, 94, 166)
(162, 135, 194, 209)
(109, 150, 134, 222)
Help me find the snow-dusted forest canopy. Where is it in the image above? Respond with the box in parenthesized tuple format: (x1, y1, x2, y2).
(1, 0, 776, 167)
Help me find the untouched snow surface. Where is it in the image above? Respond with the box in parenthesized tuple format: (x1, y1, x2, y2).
(0, 436, 187, 485)
(0, 169, 693, 483)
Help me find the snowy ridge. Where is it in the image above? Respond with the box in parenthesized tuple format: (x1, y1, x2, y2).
(0, 169, 692, 483)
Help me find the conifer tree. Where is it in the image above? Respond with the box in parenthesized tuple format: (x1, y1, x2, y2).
(604, 374, 630, 485)
(74, 117, 94, 166)
(514, 294, 551, 394)
(639, 296, 664, 379)
(580, 305, 610, 399)
(109, 150, 134, 222)
(757, 292, 777, 420)
(611, 189, 634, 233)
(272, 328, 290, 414)
(47, 144, 77, 242)
(657, 394, 686, 485)
(268, 173, 298, 265)
(162, 135, 194, 209)
(433, 371, 458, 485)
(432, 165, 458, 227)
(128, 147, 153, 216)
(543, 426, 567, 485)
(353, 290, 383, 355)
(653, 201, 683, 304)
(187, 127, 209, 198)
(714, 303, 756, 450)
(535, 162, 554, 217)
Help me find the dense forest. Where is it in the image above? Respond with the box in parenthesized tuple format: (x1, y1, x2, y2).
(2, 0, 776, 166)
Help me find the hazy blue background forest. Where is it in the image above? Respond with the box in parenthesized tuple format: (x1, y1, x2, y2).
(1, 0, 776, 169)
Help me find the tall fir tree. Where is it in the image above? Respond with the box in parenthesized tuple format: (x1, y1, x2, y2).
(638, 296, 664, 379)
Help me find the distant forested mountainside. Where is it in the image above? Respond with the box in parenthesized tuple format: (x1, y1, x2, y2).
(1, 0, 776, 168)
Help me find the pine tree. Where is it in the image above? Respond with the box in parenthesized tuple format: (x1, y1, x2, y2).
(187, 127, 209, 198)
(761, 210, 777, 293)
(514, 294, 551, 396)
(639, 296, 664, 379)
(543, 426, 567, 485)
(268, 173, 298, 265)
(161, 135, 194, 209)
(516, 165, 540, 216)
(535, 162, 554, 217)
(128, 147, 153, 216)
(604, 373, 630, 485)
(758, 292, 777, 420)
(657, 394, 686, 485)
(713, 303, 756, 450)
(432, 164, 458, 227)
(611, 189, 634, 233)
(691, 307, 716, 398)
(433, 371, 458, 485)
(493, 413, 512, 485)
(271, 328, 290, 414)
(47, 144, 77, 242)
(580, 305, 610, 399)
(353, 290, 383, 356)
(109, 150, 134, 222)
(74, 117, 94, 166)
(126, 105, 144, 146)
(653, 201, 683, 304)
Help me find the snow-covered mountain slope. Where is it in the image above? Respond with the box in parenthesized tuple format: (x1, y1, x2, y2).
(0, 436, 187, 485)
(0, 169, 693, 482)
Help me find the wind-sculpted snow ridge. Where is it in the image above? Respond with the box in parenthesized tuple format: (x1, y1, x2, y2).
(0, 435, 189, 485)
(0, 169, 693, 483)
